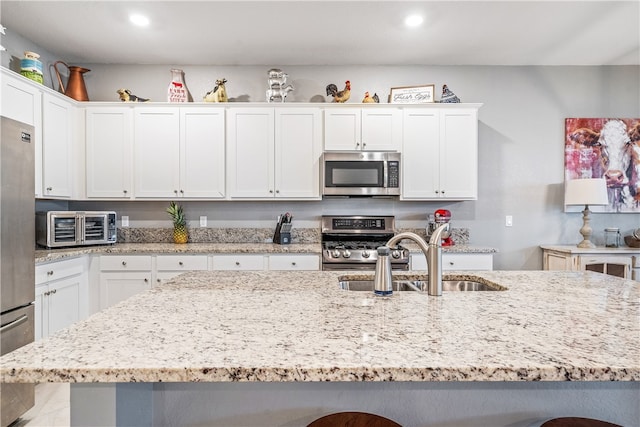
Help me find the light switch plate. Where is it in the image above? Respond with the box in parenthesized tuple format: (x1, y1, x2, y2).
(122, 216, 129, 227)
(200, 216, 207, 227)
(505, 215, 513, 227)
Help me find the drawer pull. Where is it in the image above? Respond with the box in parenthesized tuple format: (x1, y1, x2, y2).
(47, 270, 54, 276)
(292, 262, 296, 266)
(122, 261, 127, 266)
(449, 262, 454, 265)
(0, 315, 28, 333)
(178, 261, 184, 266)
(235, 261, 240, 266)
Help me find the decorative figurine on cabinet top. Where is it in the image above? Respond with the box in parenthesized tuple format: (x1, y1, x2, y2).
(266, 68, 294, 103)
(440, 84, 460, 103)
(326, 80, 351, 103)
(117, 89, 149, 102)
(362, 91, 379, 103)
(204, 78, 228, 102)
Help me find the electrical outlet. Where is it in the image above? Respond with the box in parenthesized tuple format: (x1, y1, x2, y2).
(200, 216, 207, 227)
(122, 216, 129, 227)
(505, 215, 513, 227)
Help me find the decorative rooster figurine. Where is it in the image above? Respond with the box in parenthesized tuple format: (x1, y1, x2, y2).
(362, 92, 380, 103)
(326, 80, 351, 103)
(440, 84, 460, 103)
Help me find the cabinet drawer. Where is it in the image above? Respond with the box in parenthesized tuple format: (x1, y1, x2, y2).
(100, 255, 152, 271)
(156, 255, 208, 271)
(36, 258, 84, 284)
(442, 254, 493, 270)
(269, 255, 320, 271)
(212, 255, 266, 271)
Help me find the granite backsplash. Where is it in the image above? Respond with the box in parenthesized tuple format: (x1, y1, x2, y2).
(117, 227, 470, 245)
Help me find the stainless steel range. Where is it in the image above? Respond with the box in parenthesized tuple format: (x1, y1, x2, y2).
(321, 215, 409, 271)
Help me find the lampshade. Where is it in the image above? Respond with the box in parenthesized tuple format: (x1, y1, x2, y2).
(565, 178, 609, 206)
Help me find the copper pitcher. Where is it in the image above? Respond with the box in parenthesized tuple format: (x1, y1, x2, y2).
(53, 61, 90, 101)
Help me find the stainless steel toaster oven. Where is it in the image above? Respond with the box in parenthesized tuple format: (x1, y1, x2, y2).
(36, 211, 117, 248)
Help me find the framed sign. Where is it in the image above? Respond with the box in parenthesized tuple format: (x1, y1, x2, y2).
(389, 85, 435, 104)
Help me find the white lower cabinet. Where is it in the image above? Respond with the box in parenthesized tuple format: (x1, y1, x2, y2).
(212, 254, 267, 271)
(542, 246, 638, 281)
(155, 255, 209, 285)
(410, 253, 493, 271)
(99, 255, 152, 310)
(35, 257, 87, 341)
(268, 254, 320, 271)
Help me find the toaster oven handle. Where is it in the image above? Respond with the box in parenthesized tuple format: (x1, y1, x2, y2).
(78, 214, 85, 245)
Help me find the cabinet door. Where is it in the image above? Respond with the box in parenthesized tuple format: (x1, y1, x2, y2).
(361, 108, 402, 151)
(439, 109, 478, 199)
(99, 272, 151, 310)
(134, 108, 180, 198)
(580, 255, 632, 279)
(401, 109, 440, 199)
(42, 93, 74, 198)
(275, 108, 322, 199)
(324, 109, 361, 150)
(0, 71, 43, 197)
(227, 108, 275, 198)
(180, 108, 226, 198)
(47, 276, 81, 335)
(86, 107, 133, 198)
(34, 285, 46, 341)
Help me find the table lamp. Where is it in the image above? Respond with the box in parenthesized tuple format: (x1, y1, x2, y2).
(564, 178, 609, 248)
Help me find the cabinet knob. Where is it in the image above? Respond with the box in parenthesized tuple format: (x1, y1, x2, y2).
(178, 261, 183, 266)
(51, 289, 57, 294)
(291, 262, 296, 266)
(435, 190, 440, 194)
(157, 279, 161, 283)
(180, 190, 184, 194)
(355, 143, 360, 148)
(44, 291, 50, 296)
(275, 190, 280, 194)
(174, 190, 178, 194)
(449, 262, 454, 265)
(144, 278, 148, 283)
(122, 261, 127, 266)
(269, 190, 274, 194)
(441, 190, 445, 194)
(123, 190, 128, 194)
(362, 143, 366, 148)
(235, 261, 240, 266)
(46, 187, 52, 191)
(47, 270, 54, 276)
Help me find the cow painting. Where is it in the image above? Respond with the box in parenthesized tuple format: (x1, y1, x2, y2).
(565, 118, 640, 213)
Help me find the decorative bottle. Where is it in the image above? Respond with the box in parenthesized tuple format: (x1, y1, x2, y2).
(167, 68, 188, 102)
(20, 51, 44, 84)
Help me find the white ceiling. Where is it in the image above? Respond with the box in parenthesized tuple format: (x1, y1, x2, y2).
(1, 1, 639, 66)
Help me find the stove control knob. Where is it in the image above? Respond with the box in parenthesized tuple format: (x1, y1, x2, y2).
(362, 250, 371, 259)
(391, 250, 402, 259)
(332, 249, 341, 258)
(343, 250, 351, 258)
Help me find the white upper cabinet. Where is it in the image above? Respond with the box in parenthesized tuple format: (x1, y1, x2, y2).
(324, 107, 401, 151)
(41, 93, 76, 198)
(402, 105, 480, 200)
(228, 107, 321, 199)
(180, 107, 226, 198)
(86, 107, 134, 199)
(133, 106, 225, 199)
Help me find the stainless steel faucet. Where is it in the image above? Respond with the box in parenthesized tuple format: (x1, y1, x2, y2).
(374, 224, 450, 296)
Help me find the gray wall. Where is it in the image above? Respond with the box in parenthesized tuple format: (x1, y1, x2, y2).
(5, 28, 639, 270)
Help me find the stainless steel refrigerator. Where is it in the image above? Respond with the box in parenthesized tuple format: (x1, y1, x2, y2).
(0, 116, 35, 426)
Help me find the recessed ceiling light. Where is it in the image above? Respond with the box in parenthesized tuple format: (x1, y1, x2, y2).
(404, 14, 424, 27)
(129, 14, 150, 27)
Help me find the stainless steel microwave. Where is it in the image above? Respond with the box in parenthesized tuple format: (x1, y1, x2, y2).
(36, 211, 117, 248)
(321, 151, 401, 196)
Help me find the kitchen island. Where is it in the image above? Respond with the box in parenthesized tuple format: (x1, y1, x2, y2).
(1, 270, 638, 426)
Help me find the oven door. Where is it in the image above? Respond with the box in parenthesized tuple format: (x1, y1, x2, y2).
(39, 212, 79, 247)
(82, 213, 110, 245)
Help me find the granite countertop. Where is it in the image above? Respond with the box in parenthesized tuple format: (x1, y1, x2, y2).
(540, 244, 640, 254)
(35, 242, 497, 263)
(2, 270, 637, 384)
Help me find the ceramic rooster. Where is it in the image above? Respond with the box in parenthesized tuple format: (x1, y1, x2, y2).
(326, 80, 351, 103)
(362, 91, 375, 103)
(440, 84, 460, 103)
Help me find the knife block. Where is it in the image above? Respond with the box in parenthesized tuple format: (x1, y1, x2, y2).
(273, 223, 292, 245)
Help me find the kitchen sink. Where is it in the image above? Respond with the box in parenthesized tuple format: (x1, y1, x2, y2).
(338, 279, 504, 292)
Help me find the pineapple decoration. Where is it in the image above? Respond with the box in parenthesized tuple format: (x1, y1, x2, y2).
(167, 201, 188, 244)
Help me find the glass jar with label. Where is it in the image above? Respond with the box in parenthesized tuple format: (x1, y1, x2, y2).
(604, 227, 620, 248)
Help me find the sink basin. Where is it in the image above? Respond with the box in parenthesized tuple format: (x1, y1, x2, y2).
(338, 279, 503, 292)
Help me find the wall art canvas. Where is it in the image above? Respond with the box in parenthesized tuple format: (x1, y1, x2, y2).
(565, 118, 640, 213)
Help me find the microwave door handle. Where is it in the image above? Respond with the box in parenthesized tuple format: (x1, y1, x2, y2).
(383, 161, 388, 188)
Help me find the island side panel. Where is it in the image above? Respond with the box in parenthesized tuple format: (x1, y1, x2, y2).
(71, 381, 639, 427)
